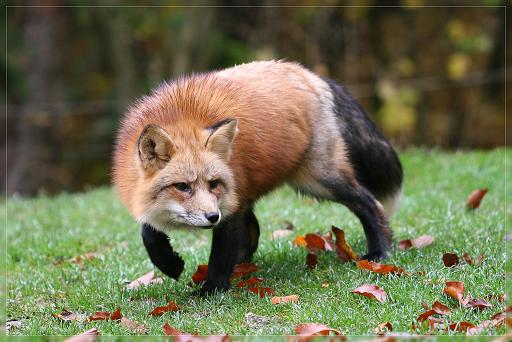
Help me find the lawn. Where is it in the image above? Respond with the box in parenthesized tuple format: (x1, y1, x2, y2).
(4, 148, 510, 338)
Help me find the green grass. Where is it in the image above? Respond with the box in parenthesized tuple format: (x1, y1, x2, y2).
(4, 148, 510, 337)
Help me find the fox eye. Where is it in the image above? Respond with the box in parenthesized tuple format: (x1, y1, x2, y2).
(173, 182, 191, 192)
(209, 179, 220, 190)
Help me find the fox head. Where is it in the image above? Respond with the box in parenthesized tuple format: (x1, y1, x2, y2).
(133, 119, 239, 231)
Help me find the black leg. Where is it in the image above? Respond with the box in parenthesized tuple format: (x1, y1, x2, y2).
(202, 208, 258, 294)
(322, 179, 392, 260)
(141, 224, 184, 280)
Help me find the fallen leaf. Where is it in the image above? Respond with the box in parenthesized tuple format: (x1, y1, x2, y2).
(351, 284, 387, 303)
(149, 301, 180, 316)
(294, 323, 342, 337)
(69, 252, 99, 265)
(294, 235, 307, 247)
(417, 309, 438, 322)
(236, 277, 262, 288)
(162, 322, 190, 337)
(120, 317, 147, 334)
(421, 301, 430, 310)
(127, 270, 163, 289)
(232, 263, 259, 278)
(467, 310, 507, 335)
(398, 235, 434, 250)
(432, 301, 451, 315)
(462, 253, 484, 266)
(417, 301, 451, 322)
(271, 295, 299, 304)
(245, 312, 273, 329)
(52, 309, 78, 321)
(305, 233, 327, 252)
(191, 264, 209, 284)
(331, 226, 358, 261)
(464, 297, 491, 310)
(248, 286, 274, 298)
(356, 259, 405, 275)
(442, 253, 460, 267)
(321, 282, 329, 288)
(443, 281, 464, 302)
(447, 321, 476, 332)
(306, 253, 318, 269)
(88, 308, 122, 321)
(466, 188, 488, 209)
(64, 328, 101, 342)
(374, 322, 393, 335)
(272, 229, 293, 239)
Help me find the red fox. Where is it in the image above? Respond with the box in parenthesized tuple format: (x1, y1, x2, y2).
(113, 60, 403, 293)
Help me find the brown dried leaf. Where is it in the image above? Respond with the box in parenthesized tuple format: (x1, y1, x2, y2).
(248, 286, 274, 298)
(442, 253, 460, 268)
(464, 297, 491, 310)
(373, 322, 393, 335)
(271, 295, 299, 304)
(462, 253, 484, 266)
(443, 281, 464, 302)
(120, 317, 147, 334)
(432, 301, 451, 315)
(232, 263, 259, 278)
(356, 259, 405, 275)
(351, 284, 387, 303)
(64, 328, 101, 342)
(127, 271, 163, 289)
(88, 308, 122, 321)
(294, 323, 342, 336)
(305, 233, 326, 252)
(149, 301, 180, 316)
(447, 321, 476, 332)
(52, 309, 78, 321)
(417, 309, 438, 322)
(466, 188, 488, 209)
(332, 226, 358, 261)
(236, 277, 262, 288)
(306, 253, 318, 269)
(398, 235, 434, 250)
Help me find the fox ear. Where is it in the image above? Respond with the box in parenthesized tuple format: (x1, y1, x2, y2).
(205, 119, 238, 161)
(138, 125, 175, 172)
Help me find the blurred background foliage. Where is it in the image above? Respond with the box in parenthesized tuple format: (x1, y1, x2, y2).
(3, 1, 509, 196)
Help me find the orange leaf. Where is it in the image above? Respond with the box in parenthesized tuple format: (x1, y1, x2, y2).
(332, 226, 358, 261)
(88, 308, 122, 321)
(236, 277, 262, 288)
(232, 263, 259, 278)
(149, 301, 180, 316)
(271, 295, 299, 304)
(351, 284, 387, 303)
(356, 259, 405, 275)
(294, 235, 307, 247)
(398, 235, 434, 250)
(432, 301, 451, 315)
(305, 233, 326, 252)
(373, 322, 393, 335)
(191, 264, 209, 284)
(294, 323, 342, 336)
(443, 281, 464, 302)
(248, 286, 274, 298)
(466, 188, 488, 209)
(127, 270, 163, 289)
(306, 253, 318, 269)
(417, 309, 437, 322)
(442, 253, 460, 268)
(120, 317, 147, 334)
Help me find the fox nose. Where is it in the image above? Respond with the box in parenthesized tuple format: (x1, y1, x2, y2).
(205, 212, 220, 224)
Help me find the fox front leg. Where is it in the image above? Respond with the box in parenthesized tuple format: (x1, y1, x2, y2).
(141, 224, 184, 280)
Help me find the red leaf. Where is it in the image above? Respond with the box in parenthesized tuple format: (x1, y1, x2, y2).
(52, 309, 78, 321)
(332, 226, 358, 261)
(127, 270, 163, 289)
(232, 263, 259, 278)
(306, 253, 318, 269)
(442, 253, 460, 267)
(149, 301, 180, 316)
(417, 309, 437, 322)
(356, 259, 405, 275)
(373, 322, 393, 335)
(305, 233, 326, 252)
(236, 277, 262, 288)
(271, 295, 299, 304)
(443, 281, 464, 302)
(447, 321, 476, 332)
(432, 301, 451, 315)
(191, 264, 209, 284)
(351, 284, 387, 303)
(248, 286, 274, 298)
(398, 235, 434, 250)
(464, 297, 491, 310)
(88, 308, 122, 321)
(294, 323, 342, 336)
(466, 188, 488, 209)
(120, 317, 147, 334)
